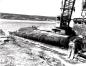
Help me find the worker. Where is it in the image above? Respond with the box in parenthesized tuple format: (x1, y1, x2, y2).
(68, 35, 84, 60)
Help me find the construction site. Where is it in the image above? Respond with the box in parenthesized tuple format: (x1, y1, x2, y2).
(1, 0, 86, 66)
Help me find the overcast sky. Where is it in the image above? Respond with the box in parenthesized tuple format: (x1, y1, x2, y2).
(0, 0, 83, 18)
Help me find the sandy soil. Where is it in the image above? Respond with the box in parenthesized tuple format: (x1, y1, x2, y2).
(0, 36, 86, 66)
(0, 38, 65, 66)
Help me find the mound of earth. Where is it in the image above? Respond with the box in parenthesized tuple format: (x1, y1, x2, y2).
(0, 29, 5, 36)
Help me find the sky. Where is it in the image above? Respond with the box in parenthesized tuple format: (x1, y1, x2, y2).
(0, 0, 84, 18)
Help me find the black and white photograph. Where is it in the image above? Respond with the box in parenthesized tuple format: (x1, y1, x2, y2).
(0, 0, 86, 66)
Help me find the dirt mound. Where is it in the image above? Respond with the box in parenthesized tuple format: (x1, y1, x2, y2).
(0, 29, 5, 36)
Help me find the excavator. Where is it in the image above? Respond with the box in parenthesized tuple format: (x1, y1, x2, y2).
(57, 0, 86, 59)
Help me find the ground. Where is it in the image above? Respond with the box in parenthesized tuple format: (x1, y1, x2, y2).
(0, 36, 86, 66)
(0, 36, 65, 66)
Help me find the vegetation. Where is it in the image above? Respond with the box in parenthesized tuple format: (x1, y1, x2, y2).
(73, 24, 86, 36)
(1, 13, 56, 21)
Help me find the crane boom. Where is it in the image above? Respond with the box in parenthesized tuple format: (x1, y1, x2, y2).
(60, 0, 76, 28)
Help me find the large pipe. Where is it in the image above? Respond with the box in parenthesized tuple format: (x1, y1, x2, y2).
(14, 30, 69, 49)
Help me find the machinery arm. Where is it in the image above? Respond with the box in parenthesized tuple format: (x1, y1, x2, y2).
(60, 0, 76, 28)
